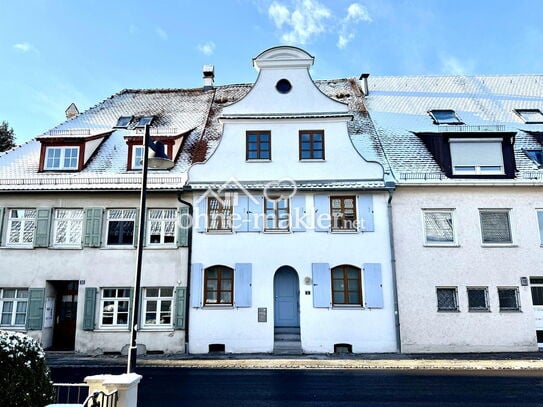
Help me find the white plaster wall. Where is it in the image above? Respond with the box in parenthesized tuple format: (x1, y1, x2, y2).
(392, 186, 542, 353)
(0, 192, 188, 354)
(189, 192, 397, 353)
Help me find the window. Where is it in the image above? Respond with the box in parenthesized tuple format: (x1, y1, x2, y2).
(299, 131, 325, 160)
(498, 287, 520, 311)
(264, 198, 289, 231)
(135, 116, 154, 128)
(204, 266, 233, 305)
(106, 209, 136, 246)
(479, 210, 512, 244)
(100, 288, 130, 327)
(114, 116, 133, 128)
(514, 109, 543, 124)
(207, 196, 233, 232)
(525, 150, 543, 168)
(276, 79, 292, 94)
(53, 209, 84, 247)
(44, 147, 79, 170)
(132, 146, 144, 170)
(330, 196, 357, 231)
(428, 109, 463, 125)
(423, 210, 455, 245)
(467, 287, 489, 311)
(436, 287, 458, 311)
(0, 288, 28, 326)
(331, 265, 362, 305)
(143, 287, 173, 327)
(148, 209, 176, 244)
(7, 209, 36, 247)
(246, 131, 271, 160)
(449, 138, 504, 175)
(530, 278, 543, 306)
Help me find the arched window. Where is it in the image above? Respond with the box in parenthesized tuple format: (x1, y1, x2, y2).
(331, 265, 362, 305)
(204, 266, 234, 305)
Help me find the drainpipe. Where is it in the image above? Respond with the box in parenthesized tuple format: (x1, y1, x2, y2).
(177, 187, 193, 353)
(386, 183, 401, 353)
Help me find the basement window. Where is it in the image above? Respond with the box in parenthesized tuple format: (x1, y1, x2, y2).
(114, 116, 133, 128)
(449, 138, 504, 175)
(428, 109, 463, 125)
(514, 109, 543, 124)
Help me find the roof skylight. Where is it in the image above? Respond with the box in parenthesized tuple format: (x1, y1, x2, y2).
(524, 149, 543, 167)
(135, 116, 154, 128)
(514, 109, 543, 124)
(114, 116, 133, 128)
(428, 109, 463, 125)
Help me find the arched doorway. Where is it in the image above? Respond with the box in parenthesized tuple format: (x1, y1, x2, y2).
(273, 266, 300, 327)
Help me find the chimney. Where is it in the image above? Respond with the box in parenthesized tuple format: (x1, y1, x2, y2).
(359, 73, 370, 96)
(203, 65, 214, 91)
(65, 102, 79, 119)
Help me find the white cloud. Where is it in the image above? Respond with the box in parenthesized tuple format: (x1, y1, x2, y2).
(13, 42, 37, 53)
(268, 2, 290, 28)
(440, 54, 474, 75)
(338, 3, 372, 49)
(198, 41, 216, 56)
(156, 27, 168, 40)
(346, 3, 372, 22)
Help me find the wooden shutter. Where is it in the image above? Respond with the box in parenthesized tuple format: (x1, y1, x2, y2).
(234, 263, 252, 307)
(234, 196, 249, 232)
(26, 288, 45, 330)
(357, 195, 375, 232)
(177, 206, 190, 247)
(190, 263, 203, 307)
(538, 211, 543, 244)
(197, 198, 207, 233)
(174, 287, 187, 329)
(312, 263, 331, 307)
(34, 208, 51, 248)
(313, 195, 330, 232)
(291, 195, 306, 232)
(248, 196, 263, 232)
(83, 287, 97, 331)
(363, 263, 384, 308)
(0, 207, 4, 246)
(83, 208, 103, 247)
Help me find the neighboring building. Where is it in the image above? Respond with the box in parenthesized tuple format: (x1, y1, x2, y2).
(363, 75, 543, 352)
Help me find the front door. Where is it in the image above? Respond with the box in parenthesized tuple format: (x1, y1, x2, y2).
(274, 267, 300, 327)
(52, 281, 79, 350)
(530, 277, 543, 347)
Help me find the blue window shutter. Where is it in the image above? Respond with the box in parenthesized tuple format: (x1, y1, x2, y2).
(538, 211, 543, 244)
(358, 195, 374, 232)
(34, 208, 51, 248)
(0, 207, 4, 246)
(364, 263, 383, 308)
(313, 195, 330, 232)
(234, 263, 252, 307)
(26, 288, 45, 330)
(177, 207, 190, 247)
(234, 196, 249, 232)
(83, 208, 103, 248)
(248, 196, 263, 232)
(291, 195, 306, 232)
(83, 287, 97, 331)
(197, 198, 207, 233)
(312, 263, 331, 307)
(174, 287, 187, 329)
(191, 263, 203, 307)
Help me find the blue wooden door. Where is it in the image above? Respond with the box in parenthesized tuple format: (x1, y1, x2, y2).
(274, 267, 300, 327)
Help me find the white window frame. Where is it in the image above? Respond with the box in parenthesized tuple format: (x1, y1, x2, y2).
(479, 209, 513, 246)
(513, 109, 543, 124)
(428, 109, 463, 125)
(52, 208, 84, 248)
(422, 209, 457, 246)
(105, 209, 137, 246)
(131, 145, 144, 170)
(142, 287, 174, 328)
(467, 287, 490, 312)
(498, 287, 521, 312)
(44, 146, 80, 170)
(436, 287, 459, 312)
(0, 288, 28, 327)
(449, 138, 504, 176)
(99, 288, 130, 328)
(147, 208, 177, 246)
(6, 209, 36, 247)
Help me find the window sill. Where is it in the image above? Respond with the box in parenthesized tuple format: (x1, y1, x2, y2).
(499, 309, 522, 313)
(206, 230, 233, 235)
(424, 243, 460, 248)
(481, 244, 518, 248)
(202, 305, 234, 309)
(264, 230, 290, 234)
(145, 245, 177, 249)
(102, 246, 135, 250)
(330, 229, 359, 234)
(468, 309, 491, 313)
(2, 246, 34, 250)
(0, 326, 26, 330)
(246, 159, 272, 163)
(50, 246, 83, 250)
(437, 309, 460, 313)
(96, 328, 130, 332)
(332, 305, 364, 309)
(299, 159, 326, 162)
(140, 327, 174, 332)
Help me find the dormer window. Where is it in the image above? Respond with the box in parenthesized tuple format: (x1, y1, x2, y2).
(525, 149, 543, 167)
(449, 138, 504, 175)
(44, 146, 80, 170)
(131, 145, 144, 169)
(428, 109, 463, 125)
(114, 116, 133, 128)
(514, 109, 543, 124)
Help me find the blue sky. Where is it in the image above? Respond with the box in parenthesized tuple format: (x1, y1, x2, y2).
(2, 0, 542, 143)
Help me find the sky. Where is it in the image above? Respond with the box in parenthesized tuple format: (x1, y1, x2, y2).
(1, 0, 543, 144)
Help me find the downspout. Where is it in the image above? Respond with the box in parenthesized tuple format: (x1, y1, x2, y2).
(177, 187, 193, 353)
(386, 184, 401, 353)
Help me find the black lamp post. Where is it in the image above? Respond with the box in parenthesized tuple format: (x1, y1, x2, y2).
(127, 124, 174, 373)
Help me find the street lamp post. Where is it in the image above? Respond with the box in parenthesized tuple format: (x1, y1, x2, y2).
(127, 124, 174, 373)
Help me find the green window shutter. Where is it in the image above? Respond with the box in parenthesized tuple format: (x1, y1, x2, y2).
(26, 288, 45, 330)
(83, 208, 103, 247)
(83, 287, 97, 330)
(177, 207, 190, 247)
(174, 287, 187, 329)
(34, 208, 51, 248)
(0, 207, 4, 246)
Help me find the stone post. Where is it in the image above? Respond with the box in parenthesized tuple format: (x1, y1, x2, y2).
(85, 373, 142, 407)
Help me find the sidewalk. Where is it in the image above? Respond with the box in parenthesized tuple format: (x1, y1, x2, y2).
(46, 351, 543, 371)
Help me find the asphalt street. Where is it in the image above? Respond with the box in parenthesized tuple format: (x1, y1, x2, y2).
(50, 366, 543, 407)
